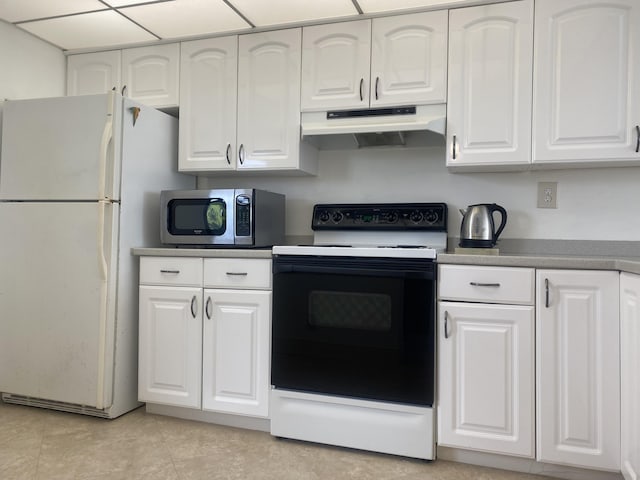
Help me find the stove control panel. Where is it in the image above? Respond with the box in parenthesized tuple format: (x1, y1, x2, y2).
(312, 203, 447, 231)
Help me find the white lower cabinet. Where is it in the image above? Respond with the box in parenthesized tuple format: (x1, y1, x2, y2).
(138, 285, 203, 409)
(619, 273, 640, 480)
(438, 265, 535, 457)
(202, 288, 271, 417)
(439, 265, 623, 474)
(536, 270, 620, 471)
(138, 256, 271, 418)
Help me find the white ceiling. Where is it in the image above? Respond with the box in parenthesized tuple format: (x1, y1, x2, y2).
(0, 0, 472, 52)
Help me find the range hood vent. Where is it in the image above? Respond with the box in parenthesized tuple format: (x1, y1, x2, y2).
(301, 104, 446, 149)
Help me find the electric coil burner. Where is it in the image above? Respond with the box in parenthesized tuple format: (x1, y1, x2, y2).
(270, 203, 447, 460)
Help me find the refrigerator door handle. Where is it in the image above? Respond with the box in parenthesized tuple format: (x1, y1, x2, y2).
(94, 92, 116, 410)
(98, 92, 115, 200)
(95, 199, 110, 410)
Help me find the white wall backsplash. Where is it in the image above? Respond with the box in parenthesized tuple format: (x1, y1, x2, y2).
(0, 21, 65, 100)
(199, 145, 640, 241)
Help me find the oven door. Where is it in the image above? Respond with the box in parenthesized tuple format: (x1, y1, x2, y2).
(271, 254, 436, 406)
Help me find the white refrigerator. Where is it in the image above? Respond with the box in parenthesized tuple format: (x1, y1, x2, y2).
(0, 92, 194, 418)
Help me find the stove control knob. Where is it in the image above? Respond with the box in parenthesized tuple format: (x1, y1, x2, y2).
(332, 211, 344, 223)
(409, 210, 423, 223)
(318, 210, 330, 223)
(424, 210, 438, 224)
(386, 212, 399, 223)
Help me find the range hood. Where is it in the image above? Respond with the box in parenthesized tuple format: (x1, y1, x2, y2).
(301, 104, 446, 149)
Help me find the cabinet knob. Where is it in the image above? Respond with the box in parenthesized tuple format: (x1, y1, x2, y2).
(444, 310, 450, 339)
(190, 295, 198, 318)
(545, 278, 550, 308)
(238, 143, 245, 165)
(205, 296, 212, 320)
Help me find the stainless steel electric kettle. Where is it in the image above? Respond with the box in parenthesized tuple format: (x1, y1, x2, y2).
(459, 203, 507, 248)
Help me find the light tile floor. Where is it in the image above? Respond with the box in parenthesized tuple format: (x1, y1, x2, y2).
(0, 400, 555, 480)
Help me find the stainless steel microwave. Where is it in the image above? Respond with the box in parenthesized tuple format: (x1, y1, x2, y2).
(160, 189, 285, 247)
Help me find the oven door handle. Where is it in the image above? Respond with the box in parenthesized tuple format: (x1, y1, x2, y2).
(275, 264, 434, 279)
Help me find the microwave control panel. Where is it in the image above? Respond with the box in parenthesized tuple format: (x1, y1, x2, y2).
(312, 203, 447, 231)
(235, 195, 252, 236)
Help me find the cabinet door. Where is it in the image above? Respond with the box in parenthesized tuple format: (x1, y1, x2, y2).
(536, 270, 620, 471)
(122, 44, 180, 108)
(67, 50, 121, 96)
(301, 20, 371, 111)
(237, 28, 302, 171)
(202, 289, 271, 417)
(371, 11, 447, 107)
(533, 0, 640, 165)
(138, 286, 202, 409)
(620, 273, 640, 480)
(447, 0, 533, 169)
(179, 36, 238, 172)
(438, 302, 534, 457)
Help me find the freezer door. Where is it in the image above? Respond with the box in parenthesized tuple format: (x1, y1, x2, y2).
(0, 202, 119, 408)
(0, 94, 120, 201)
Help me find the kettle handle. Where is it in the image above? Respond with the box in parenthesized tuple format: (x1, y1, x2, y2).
(490, 204, 508, 242)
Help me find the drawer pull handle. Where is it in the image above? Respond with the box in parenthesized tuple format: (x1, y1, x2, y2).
(444, 311, 450, 339)
(205, 296, 212, 320)
(190, 296, 197, 318)
(226, 272, 248, 276)
(160, 269, 180, 274)
(545, 278, 550, 308)
(470, 282, 500, 287)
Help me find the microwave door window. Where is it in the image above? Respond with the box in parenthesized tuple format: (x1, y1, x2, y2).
(169, 199, 227, 235)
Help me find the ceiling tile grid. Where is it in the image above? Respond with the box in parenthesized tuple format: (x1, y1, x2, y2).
(0, 0, 473, 51)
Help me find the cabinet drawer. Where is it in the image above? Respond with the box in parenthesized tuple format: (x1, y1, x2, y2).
(139, 257, 203, 286)
(438, 265, 534, 305)
(204, 258, 271, 289)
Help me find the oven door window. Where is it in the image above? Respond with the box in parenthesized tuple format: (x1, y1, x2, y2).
(271, 257, 435, 407)
(168, 198, 227, 235)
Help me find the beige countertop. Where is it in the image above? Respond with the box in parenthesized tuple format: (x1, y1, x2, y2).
(132, 241, 640, 275)
(437, 252, 640, 275)
(131, 247, 273, 259)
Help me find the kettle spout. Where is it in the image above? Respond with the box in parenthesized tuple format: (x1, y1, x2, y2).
(459, 208, 467, 216)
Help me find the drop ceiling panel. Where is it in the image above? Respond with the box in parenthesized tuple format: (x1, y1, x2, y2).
(0, 0, 105, 22)
(357, 0, 469, 13)
(19, 10, 157, 50)
(122, 0, 251, 39)
(231, 0, 358, 27)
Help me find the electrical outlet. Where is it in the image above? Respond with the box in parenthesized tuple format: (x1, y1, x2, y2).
(537, 182, 557, 209)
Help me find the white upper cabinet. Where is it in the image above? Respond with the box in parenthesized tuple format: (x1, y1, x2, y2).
(67, 44, 179, 108)
(179, 28, 316, 174)
(301, 11, 447, 111)
(301, 20, 371, 111)
(237, 28, 312, 172)
(371, 11, 447, 107)
(533, 0, 640, 166)
(122, 44, 180, 109)
(179, 36, 238, 172)
(447, 0, 534, 169)
(67, 50, 121, 97)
